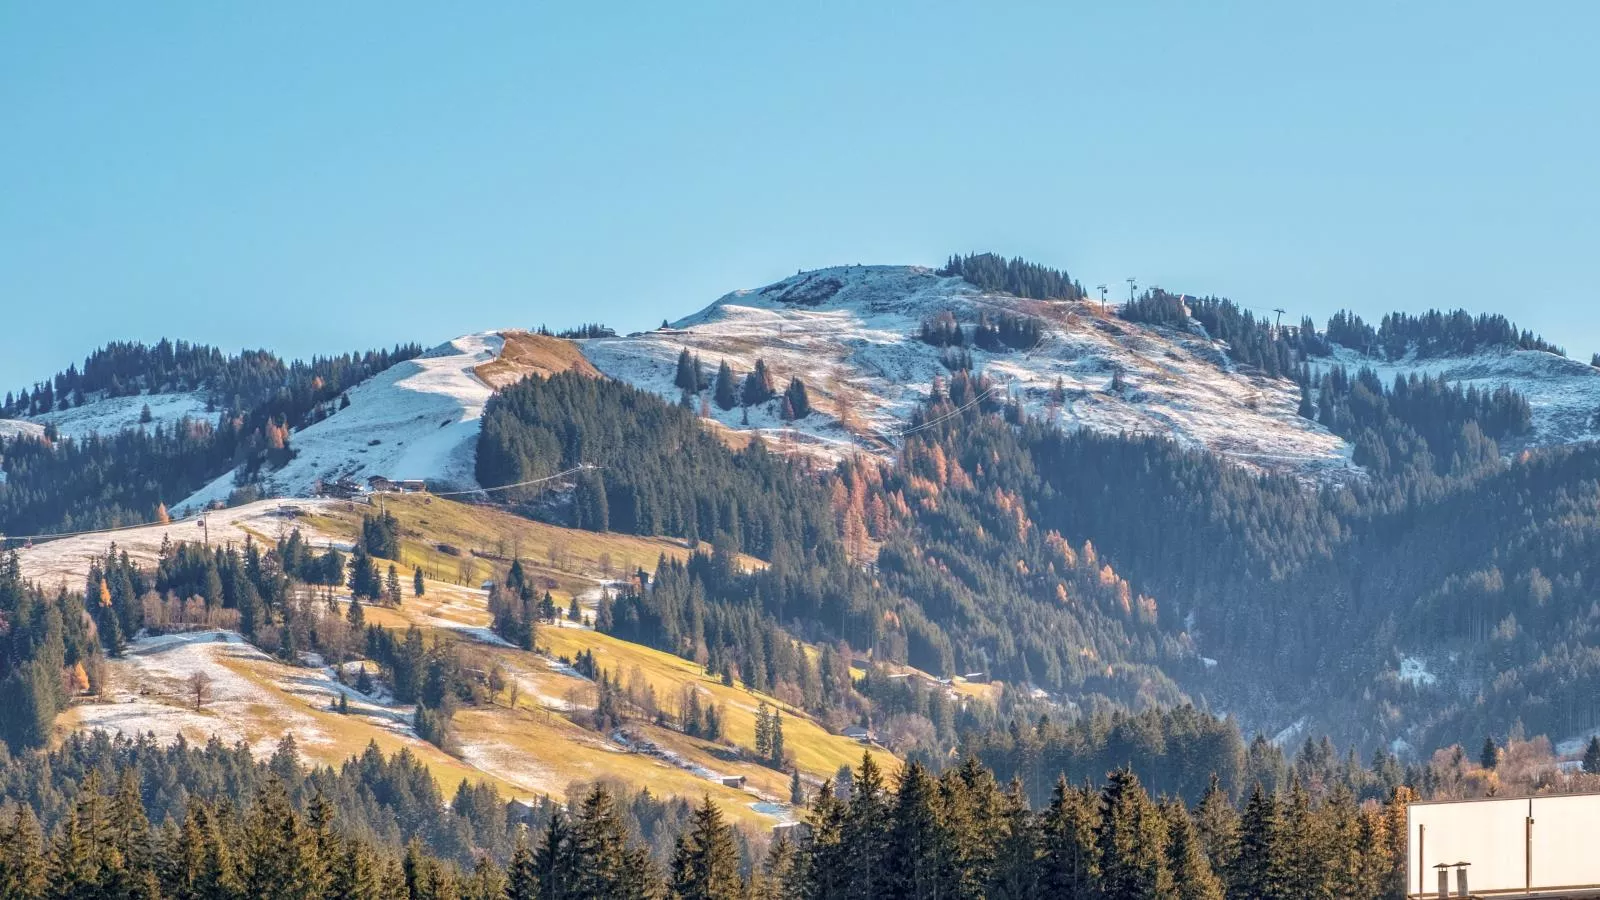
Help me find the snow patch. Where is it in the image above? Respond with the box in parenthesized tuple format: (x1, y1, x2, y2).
(1398, 656, 1437, 687)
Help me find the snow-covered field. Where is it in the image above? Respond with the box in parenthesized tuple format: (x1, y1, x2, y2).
(31, 391, 212, 442)
(176, 333, 505, 513)
(70, 630, 331, 753)
(15, 497, 346, 589)
(579, 265, 1360, 480)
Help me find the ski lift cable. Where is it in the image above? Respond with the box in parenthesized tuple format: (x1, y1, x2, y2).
(896, 321, 1052, 439)
(431, 463, 601, 497)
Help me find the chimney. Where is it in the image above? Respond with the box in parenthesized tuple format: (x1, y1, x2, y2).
(1455, 862, 1471, 898)
(1435, 864, 1451, 899)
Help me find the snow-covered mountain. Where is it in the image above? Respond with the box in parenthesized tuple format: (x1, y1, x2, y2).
(176, 333, 506, 513)
(580, 265, 1361, 479)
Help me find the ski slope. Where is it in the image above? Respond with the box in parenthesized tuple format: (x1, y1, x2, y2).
(176, 333, 504, 513)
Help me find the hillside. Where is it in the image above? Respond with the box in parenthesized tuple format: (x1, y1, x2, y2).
(29, 494, 892, 826)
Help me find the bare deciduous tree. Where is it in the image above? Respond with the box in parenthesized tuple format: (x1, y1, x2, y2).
(187, 671, 213, 710)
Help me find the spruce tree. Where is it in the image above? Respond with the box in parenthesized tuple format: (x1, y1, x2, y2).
(670, 795, 743, 900)
(1095, 768, 1173, 900)
(987, 779, 1040, 900)
(534, 810, 578, 900)
(571, 784, 651, 899)
(386, 565, 402, 605)
(1236, 783, 1286, 900)
(783, 378, 810, 419)
(1584, 736, 1600, 775)
(506, 831, 539, 900)
(886, 762, 954, 900)
(713, 361, 738, 411)
(1163, 800, 1224, 900)
(413, 566, 425, 598)
(1040, 776, 1098, 897)
(839, 753, 892, 900)
(0, 806, 47, 900)
(1480, 736, 1499, 770)
(1193, 774, 1239, 888)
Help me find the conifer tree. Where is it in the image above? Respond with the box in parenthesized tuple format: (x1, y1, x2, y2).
(789, 769, 805, 807)
(839, 753, 892, 900)
(886, 762, 954, 900)
(1236, 783, 1286, 900)
(713, 362, 738, 411)
(1584, 736, 1600, 775)
(533, 810, 578, 900)
(670, 795, 743, 900)
(0, 805, 46, 900)
(506, 831, 539, 900)
(798, 780, 848, 899)
(1193, 774, 1239, 887)
(769, 712, 785, 766)
(386, 564, 402, 605)
(1095, 768, 1173, 900)
(741, 360, 774, 406)
(1040, 776, 1098, 897)
(1480, 736, 1499, 770)
(414, 566, 426, 598)
(755, 703, 772, 758)
(783, 379, 810, 419)
(1163, 799, 1224, 900)
(571, 784, 652, 900)
(988, 779, 1040, 900)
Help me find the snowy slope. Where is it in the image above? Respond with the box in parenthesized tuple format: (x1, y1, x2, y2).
(580, 265, 1360, 480)
(1312, 344, 1600, 449)
(30, 391, 212, 441)
(175, 333, 504, 513)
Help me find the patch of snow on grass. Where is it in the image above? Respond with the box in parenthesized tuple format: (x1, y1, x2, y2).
(1398, 656, 1437, 687)
(32, 391, 211, 441)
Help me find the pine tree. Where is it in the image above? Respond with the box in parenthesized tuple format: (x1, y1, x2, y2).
(1095, 768, 1173, 900)
(1164, 800, 1224, 900)
(348, 596, 366, 630)
(571, 784, 652, 899)
(1236, 784, 1286, 900)
(1040, 776, 1098, 897)
(839, 753, 892, 900)
(414, 566, 425, 598)
(713, 362, 738, 411)
(769, 711, 785, 766)
(783, 379, 810, 419)
(1480, 736, 1499, 770)
(988, 779, 1040, 900)
(671, 795, 743, 900)
(533, 809, 578, 900)
(886, 761, 954, 900)
(1584, 736, 1600, 775)
(506, 831, 539, 900)
(0, 805, 46, 900)
(790, 769, 805, 806)
(386, 564, 402, 605)
(1193, 774, 1239, 888)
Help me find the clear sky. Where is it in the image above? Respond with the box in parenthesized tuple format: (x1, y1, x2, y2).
(2, 2, 1596, 390)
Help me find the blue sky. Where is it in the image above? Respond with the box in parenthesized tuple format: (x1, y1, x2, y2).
(2, 2, 1596, 389)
